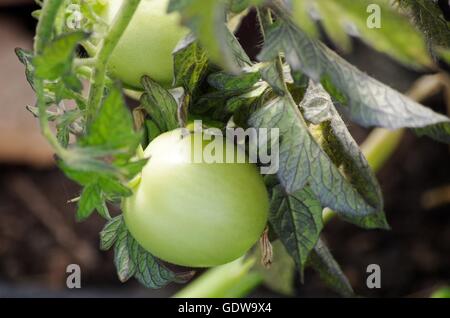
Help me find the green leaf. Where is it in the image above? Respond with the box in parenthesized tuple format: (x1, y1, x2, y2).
(57, 125, 70, 148)
(292, 0, 319, 38)
(15, 48, 35, 90)
(223, 25, 253, 68)
(192, 67, 267, 123)
(118, 158, 148, 179)
(398, 0, 450, 48)
(300, 0, 432, 68)
(33, 31, 88, 80)
(114, 221, 136, 282)
(98, 176, 132, 198)
(76, 183, 102, 221)
(269, 185, 323, 274)
(301, 81, 388, 229)
(63, 147, 121, 176)
(82, 86, 141, 158)
(207, 70, 261, 91)
(128, 237, 177, 289)
(259, 22, 450, 143)
(95, 200, 111, 220)
(146, 119, 163, 143)
(173, 33, 209, 93)
(55, 109, 82, 148)
(59, 162, 98, 186)
(100, 215, 123, 251)
(141, 76, 179, 132)
(341, 0, 431, 68)
(197, 80, 267, 123)
(307, 238, 354, 297)
(314, 0, 352, 52)
(224, 82, 268, 115)
(59, 156, 117, 186)
(62, 72, 83, 92)
(249, 96, 377, 218)
(168, 0, 249, 73)
(228, 0, 251, 13)
(110, 218, 181, 288)
(259, 62, 290, 96)
(45, 80, 87, 106)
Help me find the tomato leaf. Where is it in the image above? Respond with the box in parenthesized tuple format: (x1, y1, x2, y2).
(307, 238, 354, 297)
(98, 177, 132, 198)
(100, 215, 123, 251)
(104, 216, 184, 288)
(208, 70, 261, 91)
(82, 86, 142, 160)
(249, 96, 377, 218)
(76, 183, 103, 221)
(15, 48, 35, 90)
(259, 21, 450, 143)
(95, 200, 111, 220)
(259, 62, 292, 96)
(146, 119, 163, 143)
(118, 159, 149, 180)
(141, 76, 179, 132)
(269, 185, 323, 275)
(114, 221, 137, 282)
(33, 31, 88, 80)
(301, 81, 388, 229)
(173, 33, 209, 94)
(398, 0, 450, 48)
(128, 237, 177, 289)
(168, 0, 250, 73)
(292, 0, 432, 68)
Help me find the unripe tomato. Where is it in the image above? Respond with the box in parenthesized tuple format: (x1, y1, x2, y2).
(122, 129, 269, 267)
(104, 0, 189, 89)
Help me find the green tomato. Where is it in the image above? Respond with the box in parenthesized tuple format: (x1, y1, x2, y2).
(122, 129, 269, 267)
(104, 0, 189, 89)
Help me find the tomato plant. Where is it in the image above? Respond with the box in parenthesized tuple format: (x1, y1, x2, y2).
(17, 0, 450, 297)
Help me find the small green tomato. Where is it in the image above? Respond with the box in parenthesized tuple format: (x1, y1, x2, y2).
(104, 0, 189, 89)
(122, 129, 269, 267)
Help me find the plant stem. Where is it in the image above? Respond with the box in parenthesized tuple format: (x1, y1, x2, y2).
(74, 57, 97, 68)
(86, 0, 141, 126)
(34, 0, 63, 54)
(360, 128, 405, 172)
(33, 0, 68, 159)
(35, 78, 68, 160)
(173, 258, 262, 298)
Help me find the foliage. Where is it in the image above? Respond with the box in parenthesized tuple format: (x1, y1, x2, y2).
(18, 0, 450, 295)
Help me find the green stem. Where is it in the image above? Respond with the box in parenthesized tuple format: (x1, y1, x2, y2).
(86, 0, 141, 126)
(74, 57, 97, 68)
(175, 127, 404, 298)
(34, 0, 63, 54)
(360, 128, 405, 173)
(173, 258, 261, 298)
(35, 78, 68, 160)
(33, 0, 68, 159)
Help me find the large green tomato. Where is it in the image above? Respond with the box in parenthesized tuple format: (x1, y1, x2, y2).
(122, 129, 269, 267)
(104, 0, 189, 89)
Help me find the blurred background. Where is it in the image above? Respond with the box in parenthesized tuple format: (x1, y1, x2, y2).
(0, 1, 449, 298)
